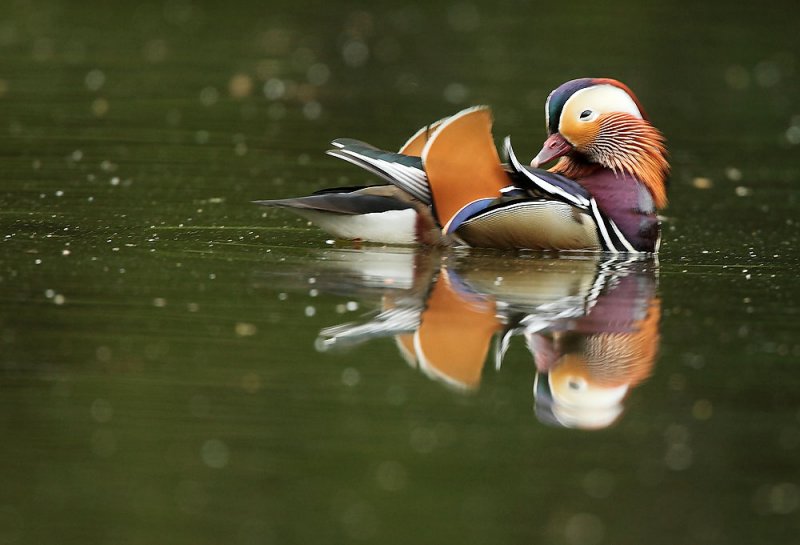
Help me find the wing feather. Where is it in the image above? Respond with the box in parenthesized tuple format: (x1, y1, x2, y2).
(421, 106, 510, 227)
(504, 137, 591, 208)
(326, 139, 431, 204)
(398, 116, 449, 156)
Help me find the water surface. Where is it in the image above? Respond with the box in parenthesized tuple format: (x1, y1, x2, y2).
(1, 0, 799, 543)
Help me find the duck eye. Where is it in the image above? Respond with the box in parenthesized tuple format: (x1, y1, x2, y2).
(568, 378, 586, 391)
(579, 109, 593, 120)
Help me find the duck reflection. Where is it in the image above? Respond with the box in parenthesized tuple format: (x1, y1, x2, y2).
(523, 266, 660, 429)
(291, 249, 659, 429)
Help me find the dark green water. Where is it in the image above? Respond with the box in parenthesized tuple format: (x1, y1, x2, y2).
(1, 0, 800, 543)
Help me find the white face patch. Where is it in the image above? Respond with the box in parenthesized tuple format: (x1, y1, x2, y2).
(544, 89, 555, 132)
(559, 84, 643, 130)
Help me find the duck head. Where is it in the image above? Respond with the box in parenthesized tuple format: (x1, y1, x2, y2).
(532, 78, 669, 208)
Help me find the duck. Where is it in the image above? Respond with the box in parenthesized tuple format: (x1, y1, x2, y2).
(306, 249, 661, 427)
(255, 78, 669, 253)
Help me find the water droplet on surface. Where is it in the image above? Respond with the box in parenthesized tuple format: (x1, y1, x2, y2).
(194, 130, 209, 144)
(754, 60, 781, 87)
(235, 322, 257, 337)
(85, 69, 106, 91)
(447, 3, 480, 32)
(228, 73, 253, 98)
(32, 37, 54, 61)
(564, 513, 605, 545)
(786, 125, 800, 145)
(143, 39, 168, 63)
(692, 399, 713, 420)
(307, 63, 330, 86)
(754, 483, 800, 515)
(302, 101, 322, 120)
(263, 78, 285, 100)
(91, 398, 114, 423)
(241, 372, 262, 393)
(201, 439, 230, 468)
(443, 82, 468, 104)
(582, 469, 615, 499)
(96, 346, 112, 363)
(410, 426, 437, 453)
(375, 460, 407, 492)
(342, 40, 369, 67)
(692, 177, 713, 189)
(340, 500, 379, 540)
(725, 65, 750, 89)
(386, 384, 406, 405)
(199, 86, 219, 106)
(664, 443, 693, 471)
(725, 167, 742, 181)
(91, 97, 109, 117)
(341, 367, 360, 387)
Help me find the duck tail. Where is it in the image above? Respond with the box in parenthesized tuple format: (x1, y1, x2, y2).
(326, 139, 431, 204)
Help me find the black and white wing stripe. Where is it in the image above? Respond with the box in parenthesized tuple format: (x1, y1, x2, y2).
(588, 200, 637, 253)
(327, 139, 432, 204)
(504, 136, 641, 254)
(316, 307, 421, 350)
(504, 137, 591, 208)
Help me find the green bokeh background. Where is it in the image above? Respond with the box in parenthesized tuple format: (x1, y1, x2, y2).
(1, 0, 799, 543)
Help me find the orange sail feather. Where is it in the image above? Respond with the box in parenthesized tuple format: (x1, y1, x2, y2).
(421, 107, 510, 227)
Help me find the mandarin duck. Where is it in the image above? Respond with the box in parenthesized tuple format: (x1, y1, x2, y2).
(311, 249, 659, 403)
(316, 252, 600, 391)
(529, 260, 660, 428)
(256, 78, 669, 253)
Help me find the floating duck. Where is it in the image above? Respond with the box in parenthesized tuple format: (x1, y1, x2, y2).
(255, 78, 669, 253)
(298, 249, 661, 428)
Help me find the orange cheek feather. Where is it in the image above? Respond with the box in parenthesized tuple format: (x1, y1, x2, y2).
(559, 116, 600, 151)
